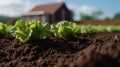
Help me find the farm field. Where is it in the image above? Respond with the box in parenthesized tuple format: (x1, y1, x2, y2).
(0, 0, 120, 66)
(0, 20, 120, 67)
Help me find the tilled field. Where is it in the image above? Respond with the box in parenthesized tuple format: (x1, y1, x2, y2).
(0, 32, 120, 67)
(77, 19, 120, 25)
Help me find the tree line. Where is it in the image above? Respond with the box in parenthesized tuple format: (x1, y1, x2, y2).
(79, 11, 120, 20)
(0, 15, 20, 23)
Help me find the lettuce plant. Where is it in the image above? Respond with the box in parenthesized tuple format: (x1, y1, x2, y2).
(10, 20, 51, 42)
(51, 21, 79, 37)
(0, 22, 10, 36)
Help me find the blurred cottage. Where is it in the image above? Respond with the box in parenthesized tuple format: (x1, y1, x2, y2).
(22, 2, 72, 23)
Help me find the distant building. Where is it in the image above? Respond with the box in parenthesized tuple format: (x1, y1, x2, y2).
(22, 2, 72, 23)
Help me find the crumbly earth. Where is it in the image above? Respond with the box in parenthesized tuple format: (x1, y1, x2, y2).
(0, 32, 120, 67)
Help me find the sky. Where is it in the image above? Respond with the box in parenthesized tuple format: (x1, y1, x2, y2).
(0, 0, 120, 20)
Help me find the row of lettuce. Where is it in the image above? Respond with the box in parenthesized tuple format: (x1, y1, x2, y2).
(0, 20, 120, 42)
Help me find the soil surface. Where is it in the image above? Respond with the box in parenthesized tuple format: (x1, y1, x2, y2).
(0, 32, 120, 67)
(76, 19, 120, 25)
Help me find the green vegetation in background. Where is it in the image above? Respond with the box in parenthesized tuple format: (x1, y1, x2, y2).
(0, 15, 21, 23)
(114, 12, 120, 19)
(80, 14, 94, 20)
(80, 10, 103, 20)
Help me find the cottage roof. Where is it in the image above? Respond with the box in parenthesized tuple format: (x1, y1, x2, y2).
(30, 2, 64, 14)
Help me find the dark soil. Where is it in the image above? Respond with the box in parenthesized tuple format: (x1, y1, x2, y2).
(0, 32, 120, 67)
